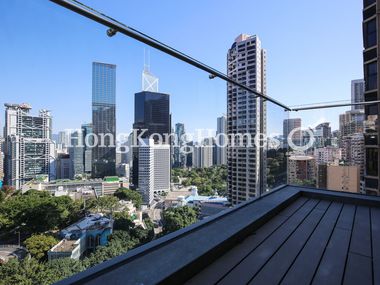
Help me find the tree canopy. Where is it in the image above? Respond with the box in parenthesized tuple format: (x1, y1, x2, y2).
(24, 234, 58, 261)
(172, 165, 227, 196)
(114, 188, 142, 208)
(0, 191, 82, 234)
(162, 206, 198, 234)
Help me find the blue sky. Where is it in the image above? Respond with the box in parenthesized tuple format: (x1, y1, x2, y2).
(0, 0, 363, 136)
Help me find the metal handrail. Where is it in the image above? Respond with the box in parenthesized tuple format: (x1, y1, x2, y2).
(291, 100, 380, 111)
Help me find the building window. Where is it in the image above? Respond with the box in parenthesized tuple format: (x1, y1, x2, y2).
(366, 178, 378, 189)
(366, 148, 378, 176)
(364, 19, 377, 49)
(365, 134, 378, 145)
(364, 0, 376, 8)
(365, 62, 377, 91)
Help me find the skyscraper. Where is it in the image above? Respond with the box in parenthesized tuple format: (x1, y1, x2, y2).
(81, 123, 93, 175)
(174, 123, 186, 168)
(283, 118, 301, 148)
(4, 103, 52, 189)
(363, 0, 379, 195)
(227, 34, 267, 205)
(351, 79, 365, 111)
(0, 137, 4, 183)
(132, 90, 170, 188)
(68, 130, 84, 178)
(92, 62, 116, 178)
(339, 110, 365, 137)
(216, 115, 227, 165)
(193, 144, 214, 168)
(57, 130, 70, 151)
(138, 139, 170, 205)
(133, 91, 170, 141)
(314, 122, 332, 148)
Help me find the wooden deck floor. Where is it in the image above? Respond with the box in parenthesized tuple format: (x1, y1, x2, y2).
(187, 197, 380, 285)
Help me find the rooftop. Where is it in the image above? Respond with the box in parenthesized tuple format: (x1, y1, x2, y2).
(288, 155, 315, 161)
(60, 214, 112, 239)
(50, 239, 78, 253)
(55, 185, 380, 285)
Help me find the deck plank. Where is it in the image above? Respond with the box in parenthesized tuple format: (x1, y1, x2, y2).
(280, 202, 343, 285)
(343, 253, 372, 285)
(372, 207, 380, 285)
(349, 206, 372, 257)
(312, 204, 355, 285)
(217, 199, 320, 285)
(248, 200, 333, 285)
(335, 204, 356, 230)
(185, 197, 309, 285)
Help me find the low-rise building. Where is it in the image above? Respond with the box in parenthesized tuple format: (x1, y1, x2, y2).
(22, 176, 127, 198)
(174, 187, 229, 219)
(48, 214, 113, 261)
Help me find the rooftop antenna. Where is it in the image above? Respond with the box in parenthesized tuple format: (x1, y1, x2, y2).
(143, 48, 151, 72)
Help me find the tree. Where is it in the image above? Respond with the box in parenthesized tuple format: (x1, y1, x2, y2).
(172, 176, 180, 183)
(0, 191, 83, 235)
(113, 211, 134, 231)
(114, 188, 142, 208)
(82, 230, 138, 268)
(1, 186, 15, 197)
(0, 258, 47, 285)
(0, 191, 5, 203)
(86, 196, 119, 213)
(43, 258, 85, 284)
(24, 234, 58, 261)
(162, 206, 198, 234)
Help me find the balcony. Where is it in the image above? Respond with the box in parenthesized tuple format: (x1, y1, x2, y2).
(1, 0, 380, 284)
(56, 185, 380, 285)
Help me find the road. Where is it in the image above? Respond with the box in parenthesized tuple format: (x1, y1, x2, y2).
(146, 197, 164, 234)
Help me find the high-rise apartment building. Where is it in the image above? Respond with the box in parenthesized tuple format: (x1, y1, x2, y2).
(351, 79, 365, 111)
(283, 118, 301, 147)
(339, 110, 365, 137)
(314, 146, 341, 165)
(338, 80, 365, 143)
(287, 155, 316, 186)
(341, 133, 365, 178)
(227, 34, 267, 205)
(4, 103, 52, 189)
(92, 62, 116, 178)
(216, 115, 227, 165)
(193, 144, 214, 168)
(363, 0, 380, 194)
